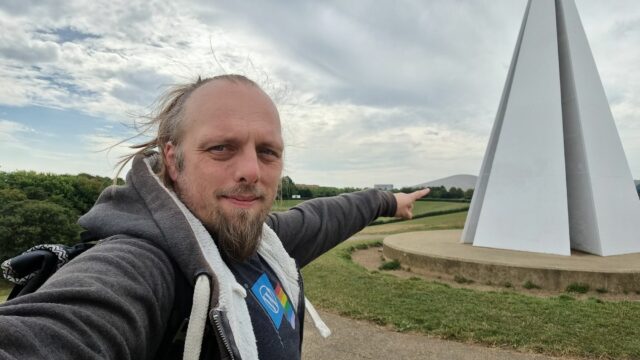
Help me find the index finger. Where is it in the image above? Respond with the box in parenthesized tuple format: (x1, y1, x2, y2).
(412, 188, 430, 199)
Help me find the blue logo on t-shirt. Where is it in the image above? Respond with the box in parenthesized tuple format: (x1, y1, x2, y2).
(251, 273, 284, 329)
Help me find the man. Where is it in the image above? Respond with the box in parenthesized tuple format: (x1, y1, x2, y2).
(0, 75, 428, 359)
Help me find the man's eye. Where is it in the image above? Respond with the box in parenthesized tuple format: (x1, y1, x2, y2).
(260, 148, 280, 158)
(208, 145, 226, 152)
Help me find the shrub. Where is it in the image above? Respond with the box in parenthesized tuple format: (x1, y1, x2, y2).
(379, 259, 401, 271)
(523, 281, 541, 290)
(453, 275, 474, 284)
(566, 283, 590, 294)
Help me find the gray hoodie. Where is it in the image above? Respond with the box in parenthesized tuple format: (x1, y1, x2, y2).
(0, 154, 397, 359)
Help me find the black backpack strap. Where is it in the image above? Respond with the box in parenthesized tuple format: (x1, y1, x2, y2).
(6, 250, 59, 299)
(2, 242, 96, 300)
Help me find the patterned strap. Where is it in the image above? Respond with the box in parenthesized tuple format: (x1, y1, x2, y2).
(1, 244, 69, 285)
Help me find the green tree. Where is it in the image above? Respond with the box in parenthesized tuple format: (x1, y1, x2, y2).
(429, 186, 447, 199)
(278, 176, 298, 200)
(298, 188, 313, 199)
(0, 171, 112, 216)
(0, 170, 113, 261)
(0, 200, 82, 260)
(398, 187, 419, 193)
(0, 188, 27, 203)
(448, 187, 465, 199)
(464, 188, 474, 200)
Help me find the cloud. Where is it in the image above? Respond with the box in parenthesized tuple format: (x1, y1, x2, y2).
(0, 18, 60, 63)
(280, 102, 487, 187)
(194, 0, 526, 109)
(0, 0, 638, 185)
(0, 118, 138, 177)
(0, 119, 35, 143)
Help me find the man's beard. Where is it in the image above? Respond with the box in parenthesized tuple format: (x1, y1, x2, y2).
(208, 205, 268, 262)
(173, 173, 273, 262)
(206, 184, 271, 262)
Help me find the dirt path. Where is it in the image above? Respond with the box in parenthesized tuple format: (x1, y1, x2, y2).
(302, 310, 570, 360)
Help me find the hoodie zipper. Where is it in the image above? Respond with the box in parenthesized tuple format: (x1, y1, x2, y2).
(210, 311, 235, 360)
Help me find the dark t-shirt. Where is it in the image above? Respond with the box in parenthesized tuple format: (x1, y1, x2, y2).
(227, 253, 302, 359)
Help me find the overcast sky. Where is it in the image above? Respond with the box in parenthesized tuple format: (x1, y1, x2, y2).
(0, 0, 638, 188)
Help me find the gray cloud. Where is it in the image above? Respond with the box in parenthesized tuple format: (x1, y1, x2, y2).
(110, 68, 175, 105)
(0, 26, 60, 63)
(0, 0, 638, 186)
(195, 0, 526, 110)
(0, 42, 59, 63)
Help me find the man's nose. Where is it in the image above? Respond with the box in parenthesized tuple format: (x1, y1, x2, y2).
(234, 149, 260, 184)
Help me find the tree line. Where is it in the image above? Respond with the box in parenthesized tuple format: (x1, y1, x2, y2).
(278, 176, 362, 199)
(5, 170, 631, 261)
(0, 171, 116, 261)
(278, 176, 474, 201)
(394, 186, 473, 200)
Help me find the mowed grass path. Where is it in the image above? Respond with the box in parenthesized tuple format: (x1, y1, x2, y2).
(302, 238, 640, 359)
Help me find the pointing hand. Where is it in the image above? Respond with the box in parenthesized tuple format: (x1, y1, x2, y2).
(393, 188, 430, 220)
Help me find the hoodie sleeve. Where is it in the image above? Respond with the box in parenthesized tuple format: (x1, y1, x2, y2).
(267, 189, 397, 267)
(0, 236, 175, 360)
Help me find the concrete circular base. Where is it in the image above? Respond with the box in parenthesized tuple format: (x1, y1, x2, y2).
(383, 229, 640, 293)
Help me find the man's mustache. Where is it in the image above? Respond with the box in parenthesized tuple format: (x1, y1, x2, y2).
(216, 184, 265, 200)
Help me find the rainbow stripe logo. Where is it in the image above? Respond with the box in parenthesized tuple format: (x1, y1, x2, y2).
(251, 273, 296, 330)
(275, 283, 296, 329)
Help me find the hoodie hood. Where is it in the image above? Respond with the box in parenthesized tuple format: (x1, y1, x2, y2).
(79, 153, 218, 299)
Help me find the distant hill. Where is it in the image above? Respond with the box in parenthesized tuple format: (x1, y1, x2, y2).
(413, 174, 477, 191)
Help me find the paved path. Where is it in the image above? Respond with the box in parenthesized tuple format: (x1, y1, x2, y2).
(302, 310, 572, 360)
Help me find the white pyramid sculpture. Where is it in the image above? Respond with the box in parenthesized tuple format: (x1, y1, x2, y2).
(461, 0, 640, 256)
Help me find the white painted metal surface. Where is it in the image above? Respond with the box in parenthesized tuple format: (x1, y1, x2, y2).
(462, 0, 640, 256)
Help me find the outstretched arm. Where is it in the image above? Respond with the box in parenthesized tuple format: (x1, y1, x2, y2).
(267, 188, 429, 267)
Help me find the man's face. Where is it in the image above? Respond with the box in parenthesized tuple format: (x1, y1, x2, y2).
(164, 80, 284, 261)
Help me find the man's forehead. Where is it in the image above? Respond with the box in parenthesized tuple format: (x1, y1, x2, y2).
(184, 80, 280, 123)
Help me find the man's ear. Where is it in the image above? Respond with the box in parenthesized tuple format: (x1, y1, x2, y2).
(163, 141, 179, 182)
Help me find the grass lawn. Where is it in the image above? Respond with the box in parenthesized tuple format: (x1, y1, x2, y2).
(271, 199, 304, 212)
(361, 211, 468, 235)
(0, 280, 11, 303)
(302, 238, 640, 359)
(373, 200, 468, 224)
